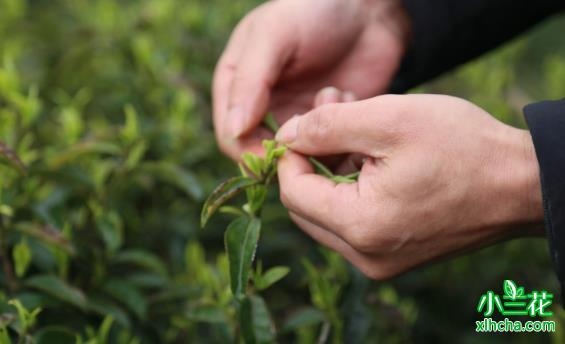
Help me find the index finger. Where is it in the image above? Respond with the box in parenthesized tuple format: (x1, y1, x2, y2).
(212, 17, 252, 141)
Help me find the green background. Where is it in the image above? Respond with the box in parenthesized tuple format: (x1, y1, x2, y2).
(0, 0, 564, 342)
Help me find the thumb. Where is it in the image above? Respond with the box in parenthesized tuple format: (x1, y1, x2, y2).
(275, 101, 384, 156)
(227, 28, 291, 138)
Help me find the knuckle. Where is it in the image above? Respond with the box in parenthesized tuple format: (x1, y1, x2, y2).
(373, 94, 406, 128)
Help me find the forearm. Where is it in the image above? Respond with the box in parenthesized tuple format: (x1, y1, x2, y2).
(391, 0, 565, 92)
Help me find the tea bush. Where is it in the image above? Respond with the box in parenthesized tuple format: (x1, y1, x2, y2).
(0, 0, 564, 343)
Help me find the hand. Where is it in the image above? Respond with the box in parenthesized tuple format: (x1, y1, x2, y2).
(213, 0, 410, 160)
(275, 94, 544, 279)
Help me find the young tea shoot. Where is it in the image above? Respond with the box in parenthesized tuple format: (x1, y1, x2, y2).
(200, 113, 359, 342)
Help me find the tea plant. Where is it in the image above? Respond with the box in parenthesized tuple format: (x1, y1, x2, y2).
(201, 139, 286, 343)
(0, 0, 561, 342)
(200, 114, 360, 342)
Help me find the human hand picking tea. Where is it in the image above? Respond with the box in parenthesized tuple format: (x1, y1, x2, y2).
(213, 0, 409, 160)
(214, 0, 565, 293)
(276, 94, 544, 279)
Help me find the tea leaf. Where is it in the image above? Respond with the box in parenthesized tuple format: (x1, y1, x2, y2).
(309, 157, 359, 183)
(263, 112, 279, 133)
(102, 279, 147, 320)
(308, 157, 334, 179)
(112, 249, 168, 277)
(242, 153, 263, 178)
(12, 239, 32, 278)
(122, 104, 139, 144)
(85, 297, 131, 328)
(140, 161, 203, 201)
(49, 141, 121, 168)
(330, 175, 357, 184)
(200, 177, 257, 227)
(8, 299, 41, 332)
(0, 141, 26, 174)
(240, 295, 275, 344)
(0, 326, 10, 344)
(245, 185, 268, 215)
(97, 316, 114, 344)
(281, 307, 325, 333)
(255, 266, 289, 291)
(186, 304, 228, 324)
(225, 216, 261, 299)
(25, 275, 87, 310)
(14, 223, 75, 256)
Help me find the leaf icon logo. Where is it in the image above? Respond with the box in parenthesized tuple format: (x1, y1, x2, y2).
(504, 280, 518, 300)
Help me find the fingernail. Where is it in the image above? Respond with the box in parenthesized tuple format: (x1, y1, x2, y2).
(343, 91, 357, 102)
(275, 115, 299, 144)
(318, 86, 340, 104)
(228, 107, 246, 138)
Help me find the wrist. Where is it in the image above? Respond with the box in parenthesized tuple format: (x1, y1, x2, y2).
(495, 127, 544, 234)
(517, 129, 544, 225)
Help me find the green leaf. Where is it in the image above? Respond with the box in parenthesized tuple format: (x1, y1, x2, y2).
(281, 307, 325, 333)
(102, 279, 147, 320)
(140, 161, 203, 201)
(0, 141, 26, 174)
(122, 104, 139, 143)
(264, 141, 286, 171)
(0, 205, 13, 217)
(0, 314, 15, 328)
(96, 212, 123, 253)
(263, 112, 279, 133)
(25, 275, 87, 310)
(8, 299, 41, 332)
(0, 326, 10, 344)
(186, 304, 228, 324)
(124, 140, 147, 170)
(309, 157, 359, 183)
(49, 141, 121, 168)
(308, 157, 334, 178)
(246, 184, 267, 215)
(12, 239, 32, 278)
(200, 177, 257, 227)
(126, 273, 168, 289)
(33, 326, 76, 344)
(330, 175, 357, 184)
(225, 217, 261, 299)
(255, 266, 289, 291)
(85, 297, 131, 329)
(97, 316, 114, 344)
(14, 223, 75, 256)
(240, 295, 275, 344)
(242, 153, 263, 178)
(112, 249, 168, 277)
(504, 280, 517, 299)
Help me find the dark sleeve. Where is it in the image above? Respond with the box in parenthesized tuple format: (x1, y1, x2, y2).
(390, 0, 565, 93)
(524, 100, 565, 301)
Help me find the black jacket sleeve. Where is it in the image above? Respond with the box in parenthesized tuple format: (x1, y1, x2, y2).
(525, 100, 565, 301)
(391, 0, 565, 93)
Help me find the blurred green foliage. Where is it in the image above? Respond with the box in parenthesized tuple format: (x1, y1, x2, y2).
(0, 0, 563, 342)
